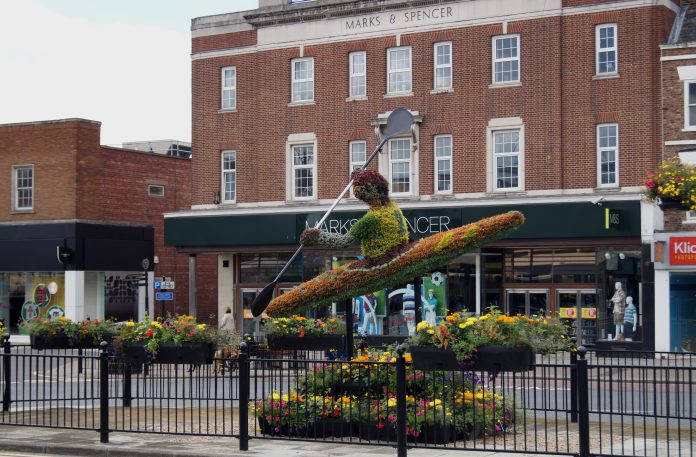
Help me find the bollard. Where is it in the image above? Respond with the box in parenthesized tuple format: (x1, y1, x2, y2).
(570, 337, 578, 423)
(99, 341, 110, 443)
(2, 336, 11, 412)
(576, 346, 590, 457)
(396, 345, 408, 457)
(238, 341, 250, 451)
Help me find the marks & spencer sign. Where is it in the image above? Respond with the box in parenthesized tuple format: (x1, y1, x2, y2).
(670, 237, 696, 265)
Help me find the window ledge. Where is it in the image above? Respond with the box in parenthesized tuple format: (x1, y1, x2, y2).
(592, 73, 619, 81)
(288, 100, 316, 107)
(683, 219, 696, 224)
(11, 209, 34, 215)
(219, 201, 237, 206)
(485, 191, 526, 197)
(218, 108, 237, 114)
(593, 186, 621, 193)
(345, 96, 368, 102)
(681, 127, 696, 132)
(430, 88, 453, 95)
(383, 92, 414, 99)
(488, 82, 522, 89)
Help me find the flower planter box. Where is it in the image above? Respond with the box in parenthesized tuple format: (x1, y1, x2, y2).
(358, 421, 396, 442)
(30, 333, 71, 350)
(330, 380, 375, 397)
(119, 342, 151, 365)
(409, 346, 460, 371)
(154, 342, 215, 364)
(418, 424, 455, 445)
(266, 335, 343, 351)
(70, 331, 116, 349)
(470, 345, 534, 372)
(658, 197, 688, 211)
(303, 418, 353, 438)
(258, 417, 290, 436)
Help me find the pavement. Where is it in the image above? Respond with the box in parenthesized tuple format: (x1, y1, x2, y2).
(0, 425, 567, 457)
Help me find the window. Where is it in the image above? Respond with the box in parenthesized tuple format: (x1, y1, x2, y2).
(493, 130, 521, 190)
(387, 47, 412, 94)
(291, 58, 314, 103)
(12, 165, 33, 211)
(292, 144, 315, 199)
(433, 42, 452, 90)
(349, 52, 366, 98)
(148, 184, 165, 197)
(389, 138, 412, 194)
(685, 82, 696, 129)
(349, 141, 366, 197)
(492, 35, 520, 84)
(222, 151, 236, 202)
(434, 135, 452, 193)
(221, 66, 236, 110)
(597, 124, 618, 187)
(596, 24, 617, 76)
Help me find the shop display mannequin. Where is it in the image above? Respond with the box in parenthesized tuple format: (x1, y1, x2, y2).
(623, 296, 638, 341)
(424, 289, 437, 325)
(610, 281, 626, 340)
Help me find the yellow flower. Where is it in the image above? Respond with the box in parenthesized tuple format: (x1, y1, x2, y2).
(197, 323, 207, 330)
(427, 329, 435, 334)
(404, 353, 412, 363)
(479, 315, 489, 321)
(416, 321, 432, 332)
(387, 398, 397, 407)
(126, 321, 135, 327)
(151, 321, 162, 329)
(271, 392, 280, 400)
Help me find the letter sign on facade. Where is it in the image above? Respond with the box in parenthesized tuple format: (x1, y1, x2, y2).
(670, 237, 696, 265)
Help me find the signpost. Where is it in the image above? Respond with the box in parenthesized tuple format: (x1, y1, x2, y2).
(153, 277, 175, 316)
(155, 292, 174, 301)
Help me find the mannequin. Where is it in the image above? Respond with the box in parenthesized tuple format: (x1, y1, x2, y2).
(623, 296, 638, 341)
(424, 289, 437, 325)
(403, 284, 416, 335)
(610, 281, 626, 340)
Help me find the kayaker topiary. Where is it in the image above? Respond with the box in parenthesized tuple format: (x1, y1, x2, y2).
(301, 169, 410, 263)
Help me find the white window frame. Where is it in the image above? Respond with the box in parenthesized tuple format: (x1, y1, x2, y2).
(684, 81, 696, 130)
(595, 24, 618, 76)
(349, 140, 366, 198)
(349, 51, 366, 99)
(388, 138, 413, 196)
(148, 184, 165, 198)
(221, 66, 236, 110)
(492, 34, 520, 85)
(433, 42, 452, 91)
(12, 165, 34, 211)
(487, 118, 525, 192)
(291, 57, 314, 103)
(221, 150, 236, 203)
(434, 135, 452, 194)
(286, 133, 318, 201)
(597, 124, 619, 188)
(387, 46, 412, 95)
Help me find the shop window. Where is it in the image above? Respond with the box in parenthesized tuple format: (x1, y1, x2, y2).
(221, 66, 236, 110)
(492, 34, 519, 85)
(387, 46, 412, 95)
(0, 272, 64, 333)
(291, 57, 314, 103)
(12, 165, 34, 211)
(349, 51, 366, 98)
(596, 24, 617, 76)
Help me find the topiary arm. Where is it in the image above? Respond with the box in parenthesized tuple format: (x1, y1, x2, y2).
(349, 213, 380, 241)
(300, 227, 355, 248)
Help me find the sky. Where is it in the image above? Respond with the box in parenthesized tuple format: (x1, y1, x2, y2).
(0, 0, 258, 146)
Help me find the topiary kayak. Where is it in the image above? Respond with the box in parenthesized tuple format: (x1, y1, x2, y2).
(266, 211, 524, 316)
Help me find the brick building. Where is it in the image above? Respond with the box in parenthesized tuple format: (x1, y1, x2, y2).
(654, 0, 696, 352)
(0, 119, 191, 333)
(166, 0, 681, 349)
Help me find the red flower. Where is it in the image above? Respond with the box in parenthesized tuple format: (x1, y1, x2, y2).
(377, 422, 385, 429)
(145, 328, 155, 337)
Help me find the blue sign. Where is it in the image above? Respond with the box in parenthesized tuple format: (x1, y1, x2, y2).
(154, 281, 162, 290)
(155, 292, 174, 300)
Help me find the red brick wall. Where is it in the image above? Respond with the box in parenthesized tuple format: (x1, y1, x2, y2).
(192, 30, 257, 54)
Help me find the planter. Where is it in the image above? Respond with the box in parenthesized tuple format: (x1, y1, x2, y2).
(470, 345, 534, 372)
(409, 346, 460, 371)
(154, 342, 215, 364)
(30, 333, 71, 350)
(361, 335, 408, 348)
(266, 334, 344, 351)
(119, 341, 151, 365)
(303, 418, 353, 438)
(418, 424, 455, 445)
(658, 197, 689, 211)
(258, 417, 290, 436)
(330, 380, 375, 397)
(70, 331, 117, 349)
(358, 421, 396, 442)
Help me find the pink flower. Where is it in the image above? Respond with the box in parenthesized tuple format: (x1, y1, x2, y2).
(645, 181, 655, 188)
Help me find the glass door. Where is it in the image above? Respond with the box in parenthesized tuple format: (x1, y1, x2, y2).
(240, 288, 264, 339)
(557, 289, 597, 346)
(505, 289, 549, 316)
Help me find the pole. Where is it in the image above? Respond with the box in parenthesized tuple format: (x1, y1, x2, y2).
(238, 342, 250, 451)
(413, 276, 422, 328)
(576, 346, 590, 457)
(99, 341, 110, 443)
(123, 363, 132, 408)
(396, 345, 408, 457)
(570, 338, 578, 423)
(344, 299, 354, 360)
(144, 269, 149, 316)
(2, 336, 10, 412)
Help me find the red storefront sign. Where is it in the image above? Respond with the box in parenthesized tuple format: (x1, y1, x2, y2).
(670, 237, 696, 265)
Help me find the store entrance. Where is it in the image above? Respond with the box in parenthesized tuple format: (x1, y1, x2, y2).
(239, 288, 264, 339)
(670, 274, 696, 352)
(557, 289, 598, 346)
(506, 289, 549, 316)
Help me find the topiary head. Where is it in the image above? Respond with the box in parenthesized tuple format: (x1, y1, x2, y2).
(351, 169, 390, 206)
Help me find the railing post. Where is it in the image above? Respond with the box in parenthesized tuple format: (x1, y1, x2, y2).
(2, 336, 11, 412)
(396, 345, 407, 457)
(78, 347, 83, 374)
(123, 363, 132, 408)
(99, 341, 110, 443)
(238, 342, 250, 451)
(570, 337, 578, 423)
(344, 299, 354, 360)
(576, 346, 590, 457)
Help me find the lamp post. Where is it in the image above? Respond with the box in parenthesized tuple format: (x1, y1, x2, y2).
(141, 258, 150, 316)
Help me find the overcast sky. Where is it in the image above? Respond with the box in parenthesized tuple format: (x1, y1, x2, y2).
(0, 0, 258, 146)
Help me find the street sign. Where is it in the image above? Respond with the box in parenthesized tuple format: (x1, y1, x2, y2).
(155, 292, 174, 300)
(154, 281, 175, 290)
(154, 281, 162, 290)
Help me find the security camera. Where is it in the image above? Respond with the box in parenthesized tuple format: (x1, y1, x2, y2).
(591, 197, 605, 206)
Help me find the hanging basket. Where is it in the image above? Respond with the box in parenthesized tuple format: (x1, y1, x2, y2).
(266, 334, 343, 351)
(657, 197, 689, 211)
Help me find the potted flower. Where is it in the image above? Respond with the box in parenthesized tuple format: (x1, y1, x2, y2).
(265, 315, 344, 351)
(408, 310, 570, 372)
(65, 318, 116, 348)
(643, 156, 696, 211)
(116, 315, 216, 364)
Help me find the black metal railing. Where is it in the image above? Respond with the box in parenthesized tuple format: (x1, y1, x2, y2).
(1, 336, 694, 457)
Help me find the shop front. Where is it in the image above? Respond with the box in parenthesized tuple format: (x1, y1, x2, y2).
(165, 200, 651, 348)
